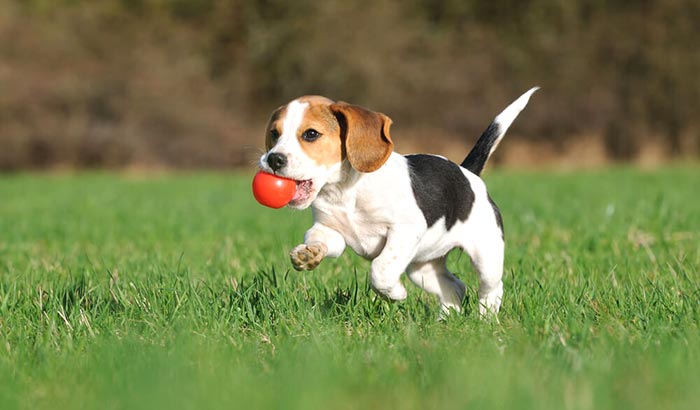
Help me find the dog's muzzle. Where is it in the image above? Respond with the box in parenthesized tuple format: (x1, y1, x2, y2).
(267, 152, 287, 172)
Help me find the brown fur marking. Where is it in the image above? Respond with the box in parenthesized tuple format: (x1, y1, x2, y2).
(330, 103, 393, 172)
(296, 99, 344, 167)
(265, 105, 287, 150)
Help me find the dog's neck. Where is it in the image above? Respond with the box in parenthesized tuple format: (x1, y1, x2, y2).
(314, 160, 362, 204)
(313, 154, 401, 210)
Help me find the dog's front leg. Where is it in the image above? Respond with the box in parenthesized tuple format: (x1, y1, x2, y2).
(370, 230, 421, 301)
(290, 222, 346, 271)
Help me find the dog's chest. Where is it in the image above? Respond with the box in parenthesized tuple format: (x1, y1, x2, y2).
(313, 195, 389, 260)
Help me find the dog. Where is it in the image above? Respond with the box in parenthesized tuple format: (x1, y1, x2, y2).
(258, 88, 537, 317)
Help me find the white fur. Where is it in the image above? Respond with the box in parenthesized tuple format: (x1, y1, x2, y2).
(263, 100, 309, 181)
(262, 90, 536, 317)
(488, 86, 539, 157)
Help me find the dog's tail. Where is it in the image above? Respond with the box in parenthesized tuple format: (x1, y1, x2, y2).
(461, 87, 539, 175)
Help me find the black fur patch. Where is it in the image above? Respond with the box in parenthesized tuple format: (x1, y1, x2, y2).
(488, 194, 504, 239)
(406, 154, 475, 230)
(461, 121, 500, 176)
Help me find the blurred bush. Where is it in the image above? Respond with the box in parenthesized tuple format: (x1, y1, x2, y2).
(1, 0, 698, 169)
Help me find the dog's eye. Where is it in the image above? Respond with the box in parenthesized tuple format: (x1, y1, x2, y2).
(269, 129, 280, 143)
(301, 128, 321, 142)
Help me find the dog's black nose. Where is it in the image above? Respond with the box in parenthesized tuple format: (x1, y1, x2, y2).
(267, 152, 287, 172)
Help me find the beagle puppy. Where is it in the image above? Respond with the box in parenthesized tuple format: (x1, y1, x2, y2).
(259, 88, 538, 316)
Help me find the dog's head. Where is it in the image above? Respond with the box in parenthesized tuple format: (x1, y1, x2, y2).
(259, 95, 394, 209)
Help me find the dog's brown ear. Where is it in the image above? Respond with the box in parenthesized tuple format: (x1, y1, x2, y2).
(330, 102, 394, 172)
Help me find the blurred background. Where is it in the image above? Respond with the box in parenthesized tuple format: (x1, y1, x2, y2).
(1, 0, 698, 170)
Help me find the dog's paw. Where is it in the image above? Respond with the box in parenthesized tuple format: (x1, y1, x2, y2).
(290, 243, 328, 271)
(370, 279, 408, 301)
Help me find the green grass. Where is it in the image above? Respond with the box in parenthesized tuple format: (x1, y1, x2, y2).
(0, 167, 699, 409)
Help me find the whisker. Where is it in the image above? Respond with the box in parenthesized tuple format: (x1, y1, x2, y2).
(242, 145, 267, 167)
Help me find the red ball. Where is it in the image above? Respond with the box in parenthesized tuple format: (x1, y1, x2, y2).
(252, 171, 297, 208)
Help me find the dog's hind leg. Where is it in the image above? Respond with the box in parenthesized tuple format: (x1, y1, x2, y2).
(407, 257, 465, 317)
(466, 234, 505, 317)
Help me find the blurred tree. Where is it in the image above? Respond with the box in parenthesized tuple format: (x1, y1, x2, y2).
(0, 0, 698, 169)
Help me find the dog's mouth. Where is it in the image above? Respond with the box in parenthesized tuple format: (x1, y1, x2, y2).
(289, 179, 314, 207)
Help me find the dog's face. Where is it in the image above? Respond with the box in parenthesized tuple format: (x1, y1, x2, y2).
(259, 95, 394, 209)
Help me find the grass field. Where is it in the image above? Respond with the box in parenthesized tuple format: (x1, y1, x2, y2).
(1, 167, 699, 409)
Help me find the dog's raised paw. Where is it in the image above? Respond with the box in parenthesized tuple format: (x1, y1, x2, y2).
(290, 243, 327, 271)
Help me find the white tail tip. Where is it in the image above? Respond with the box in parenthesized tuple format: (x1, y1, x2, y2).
(494, 86, 539, 128)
